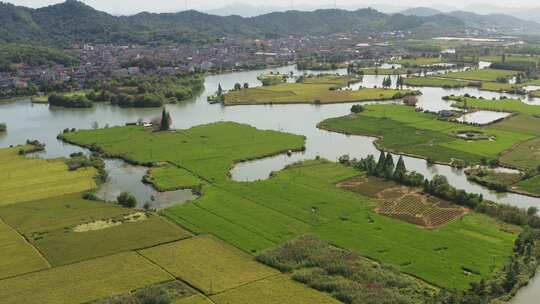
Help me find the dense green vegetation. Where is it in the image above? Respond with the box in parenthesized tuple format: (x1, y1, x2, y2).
(391, 57, 446, 67)
(258, 235, 437, 304)
(89, 74, 204, 108)
(0, 43, 78, 72)
(403, 76, 471, 88)
(48, 93, 93, 108)
(319, 104, 531, 166)
(0, 123, 6, 132)
(451, 95, 540, 115)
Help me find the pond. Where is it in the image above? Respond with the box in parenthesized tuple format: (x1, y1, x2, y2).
(455, 110, 512, 125)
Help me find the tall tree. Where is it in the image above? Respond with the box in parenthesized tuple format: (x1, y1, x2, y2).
(393, 156, 406, 181)
(160, 108, 171, 131)
(383, 153, 394, 179)
(375, 151, 386, 175)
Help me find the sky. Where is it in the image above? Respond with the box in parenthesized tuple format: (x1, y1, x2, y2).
(4, 0, 540, 15)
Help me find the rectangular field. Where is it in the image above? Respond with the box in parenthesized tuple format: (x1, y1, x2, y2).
(0, 147, 97, 206)
(32, 214, 191, 266)
(0, 218, 49, 280)
(210, 275, 341, 304)
(0, 252, 173, 304)
(147, 164, 202, 191)
(500, 137, 540, 170)
(139, 235, 279, 295)
(441, 68, 518, 82)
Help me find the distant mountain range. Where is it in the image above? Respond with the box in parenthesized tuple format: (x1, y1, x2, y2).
(0, 0, 468, 46)
(0, 0, 537, 47)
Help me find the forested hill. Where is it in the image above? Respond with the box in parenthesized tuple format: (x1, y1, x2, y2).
(0, 0, 467, 46)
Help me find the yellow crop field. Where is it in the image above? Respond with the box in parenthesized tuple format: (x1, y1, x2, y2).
(175, 294, 215, 304)
(0, 252, 173, 304)
(210, 275, 341, 304)
(139, 235, 278, 294)
(0, 147, 97, 206)
(0, 218, 49, 280)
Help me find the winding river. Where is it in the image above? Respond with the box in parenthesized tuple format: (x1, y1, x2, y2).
(0, 65, 538, 302)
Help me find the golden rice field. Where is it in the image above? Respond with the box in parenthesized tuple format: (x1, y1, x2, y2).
(0, 147, 97, 206)
(0, 218, 49, 280)
(175, 294, 214, 304)
(139, 235, 279, 295)
(210, 275, 342, 304)
(0, 252, 173, 304)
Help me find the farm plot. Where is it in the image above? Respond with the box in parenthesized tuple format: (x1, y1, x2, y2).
(403, 77, 470, 88)
(319, 104, 532, 165)
(223, 75, 408, 105)
(31, 214, 191, 266)
(452, 96, 540, 116)
(175, 294, 214, 304)
(89, 280, 197, 304)
(145, 164, 202, 191)
(139, 235, 279, 295)
(500, 137, 540, 170)
(210, 275, 341, 304)
(441, 68, 518, 82)
(515, 175, 540, 196)
(0, 218, 49, 280)
(0, 252, 173, 304)
(0, 146, 97, 206)
(341, 176, 467, 228)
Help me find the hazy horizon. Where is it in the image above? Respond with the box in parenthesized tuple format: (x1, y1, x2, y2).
(4, 0, 540, 15)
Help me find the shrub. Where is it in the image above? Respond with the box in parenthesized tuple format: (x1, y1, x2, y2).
(350, 104, 365, 113)
(117, 192, 137, 208)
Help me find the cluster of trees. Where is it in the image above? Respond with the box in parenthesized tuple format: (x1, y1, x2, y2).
(117, 192, 137, 208)
(354, 152, 425, 187)
(350, 104, 364, 113)
(0, 123, 6, 132)
(160, 109, 172, 131)
(65, 152, 107, 183)
(48, 93, 93, 108)
(233, 82, 250, 90)
(381, 76, 393, 88)
(86, 74, 204, 108)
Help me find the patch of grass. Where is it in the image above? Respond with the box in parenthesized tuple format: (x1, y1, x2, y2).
(32, 214, 191, 266)
(0, 218, 50, 280)
(0, 193, 130, 235)
(146, 164, 202, 191)
(500, 137, 540, 170)
(361, 68, 417, 75)
(441, 68, 518, 82)
(90, 280, 196, 304)
(139, 235, 279, 295)
(391, 57, 445, 66)
(0, 146, 97, 206)
(531, 90, 540, 98)
(0, 252, 173, 304)
(465, 168, 523, 192)
(453, 96, 540, 115)
(319, 104, 531, 165)
(210, 275, 341, 304)
(175, 294, 214, 304)
(480, 82, 520, 92)
(403, 77, 470, 88)
(479, 55, 540, 64)
(515, 175, 540, 196)
(224, 75, 409, 105)
(491, 114, 540, 136)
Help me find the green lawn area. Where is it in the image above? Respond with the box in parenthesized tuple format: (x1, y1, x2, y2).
(480, 82, 521, 92)
(452, 96, 540, 115)
(0, 146, 97, 206)
(62, 122, 519, 291)
(530, 90, 540, 98)
(515, 175, 540, 196)
(319, 104, 532, 165)
(403, 76, 470, 88)
(500, 137, 540, 171)
(146, 164, 202, 191)
(491, 114, 540, 136)
(441, 68, 519, 82)
(390, 57, 445, 66)
(0, 252, 173, 304)
(224, 75, 409, 105)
